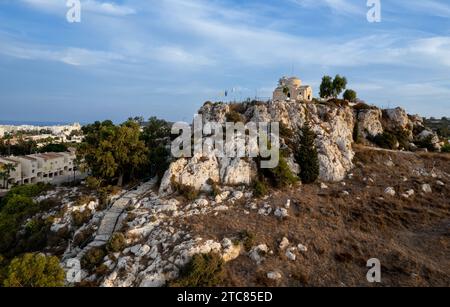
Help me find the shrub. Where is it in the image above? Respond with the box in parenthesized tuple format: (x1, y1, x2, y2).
(415, 135, 437, 152)
(73, 226, 95, 247)
(295, 124, 320, 184)
(81, 247, 106, 271)
(0, 183, 50, 209)
(253, 178, 268, 198)
(392, 129, 412, 150)
(71, 209, 92, 227)
(74, 195, 96, 207)
(343, 89, 357, 102)
(172, 179, 199, 201)
(267, 156, 298, 188)
(107, 232, 126, 253)
(85, 176, 102, 190)
(207, 179, 221, 197)
(225, 111, 244, 123)
(169, 252, 224, 287)
(353, 102, 373, 111)
(442, 143, 450, 153)
(369, 132, 398, 150)
(237, 230, 256, 252)
(228, 102, 246, 114)
(2, 253, 65, 287)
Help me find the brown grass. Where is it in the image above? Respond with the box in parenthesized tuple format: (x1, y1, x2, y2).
(183, 147, 450, 287)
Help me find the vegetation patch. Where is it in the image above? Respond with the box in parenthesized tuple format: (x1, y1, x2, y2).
(71, 209, 93, 227)
(172, 179, 200, 201)
(81, 247, 106, 271)
(225, 111, 245, 123)
(237, 230, 256, 252)
(2, 253, 65, 287)
(295, 124, 320, 184)
(107, 232, 126, 253)
(253, 178, 269, 198)
(169, 252, 224, 287)
(368, 131, 398, 150)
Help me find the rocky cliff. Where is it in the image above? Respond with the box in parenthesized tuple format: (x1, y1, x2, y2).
(160, 100, 441, 195)
(160, 100, 355, 195)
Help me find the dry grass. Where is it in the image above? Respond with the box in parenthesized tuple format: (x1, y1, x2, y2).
(184, 147, 450, 287)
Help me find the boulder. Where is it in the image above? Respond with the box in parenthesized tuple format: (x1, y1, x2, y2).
(221, 238, 242, 262)
(274, 208, 289, 219)
(267, 271, 282, 280)
(384, 187, 396, 197)
(357, 108, 383, 138)
(249, 244, 269, 264)
(421, 184, 432, 194)
(285, 247, 296, 261)
(383, 108, 412, 133)
(297, 244, 308, 253)
(279, 237, 290, 250)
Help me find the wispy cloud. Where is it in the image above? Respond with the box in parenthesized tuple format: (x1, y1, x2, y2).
(392, 0, 450, 18)
(1, 0, 449, 121)
(290, 0, 365, 16)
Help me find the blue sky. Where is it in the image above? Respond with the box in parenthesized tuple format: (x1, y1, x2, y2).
(0, 0, 449, 123)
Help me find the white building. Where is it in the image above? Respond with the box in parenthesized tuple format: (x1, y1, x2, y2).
(272, 76, 313, 102)
(0, 150, 79, 187)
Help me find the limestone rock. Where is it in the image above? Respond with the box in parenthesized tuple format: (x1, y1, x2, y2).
(384, 187, 396, 197)
(297, 244, 308, 253)
(421, 184, 432, 194)
(221, 238, 242, 262)
(384, 108, 412, 133)
(267, 271, 282, 280)
(285, 247, 296, 261)
(279, 237, 290, 250)
(357, 108, 383, 138)
(274, 207, 289, 219)
(249, 244, 269, 265)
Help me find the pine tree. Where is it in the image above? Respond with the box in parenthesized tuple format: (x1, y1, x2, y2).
(295, 123, 320, 184)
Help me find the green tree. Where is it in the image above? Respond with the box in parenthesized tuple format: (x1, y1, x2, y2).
(2, 163, 16, 189)
(319, 76, 333, 99)
(141, 117, 172, 179)
(343, 89, 357, 102)
(3, 253, 65, 287)
(332, 74, 347, 98)
(295, 123, 320, 184)
(320, 75, 348, 99)
(78, 120, 148, 186)
(39, 143, 68, 153)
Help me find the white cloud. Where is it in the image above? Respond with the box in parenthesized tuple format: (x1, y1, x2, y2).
(0, 35, 124, 66)
(290, 0, 365, 15)
(393, 0, 450, 18)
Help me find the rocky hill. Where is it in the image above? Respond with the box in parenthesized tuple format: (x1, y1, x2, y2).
(1, 100, 448, 287)
(160, 100, 443, 195)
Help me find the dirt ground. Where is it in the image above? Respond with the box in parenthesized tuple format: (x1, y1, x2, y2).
(184, 146, 450, 287)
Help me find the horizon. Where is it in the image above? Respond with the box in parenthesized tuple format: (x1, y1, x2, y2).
(0, 0, 450, 123)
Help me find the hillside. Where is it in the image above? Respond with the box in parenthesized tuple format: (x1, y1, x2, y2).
(0, 100, 448, 287)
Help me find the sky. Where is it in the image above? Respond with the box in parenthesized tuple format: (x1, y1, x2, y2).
(0, 0, 449, 123)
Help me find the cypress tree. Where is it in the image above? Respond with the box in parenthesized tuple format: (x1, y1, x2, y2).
(295, 123, 320, 184)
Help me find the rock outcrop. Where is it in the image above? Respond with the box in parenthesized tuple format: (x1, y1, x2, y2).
(356, 108, 384, 138)
(160, 100, 443, 196)
(160, 100, 356, 195)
